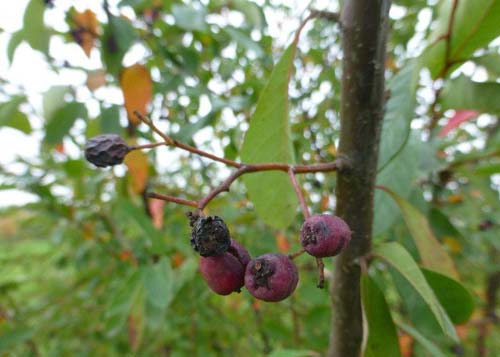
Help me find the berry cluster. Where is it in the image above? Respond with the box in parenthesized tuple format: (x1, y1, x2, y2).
(190, 213, 351, 302)
(84, 131, 350, 302)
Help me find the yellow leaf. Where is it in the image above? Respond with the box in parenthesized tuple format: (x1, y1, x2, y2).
(124, 149, 149, 194)
(73, 9, 99, 57)
(120, 64, 152, 125)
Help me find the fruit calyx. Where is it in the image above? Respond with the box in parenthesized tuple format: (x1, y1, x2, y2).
(190, 215, 231, 257)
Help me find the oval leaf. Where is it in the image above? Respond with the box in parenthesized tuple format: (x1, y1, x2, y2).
(378, 186, 458, 279)
(373, 242, 458, 342)
(422, 268, 474, 324)
(121, 64, 152, 125)
(421, 0, 500, 78)
(361, 275, 401, 357)
(240, 45, 297, 228)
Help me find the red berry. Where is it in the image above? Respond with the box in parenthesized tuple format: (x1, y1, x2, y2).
(245, 253, 298, 302)
(300, 214, 351, 257)
(199, 239, 250, 295)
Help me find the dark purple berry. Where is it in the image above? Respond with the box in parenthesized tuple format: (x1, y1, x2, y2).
(228, 239, 251, 267)
(191, 216, 231, 257)
(199, 239, 251, 295)
(245, 253, 298, 302)
(300, 214, 351, 258)
(84, 134, 130, 168)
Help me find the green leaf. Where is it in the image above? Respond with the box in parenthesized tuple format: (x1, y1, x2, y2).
(361, 275, 401, 357)
(22, 0, 50, 55)
(373, 242, 458, 342)
(378, 61, 419, 171)
(115, 200, 165, 254)
(128, 287, 146, 352)
(225, 27, 264, 57)
(0, 327, 35, 352)
(0, 96, 32, 134)
(440, 75, 500, 113)
(7, 30, 24, 64)
(422, 268, 474, 324)
(473, 162, 500, 175)
(473, 52, 500, 77)
(268, 350, 319, 357)
(172, 4, 207, 32)
(100, 105, 122, 134)
(420, 0, 500, 78)
(142, 257, 173, 310)
(232, 0, 265, 29)
(43, 86, 70, 120)
(102, 16, 137, 75)
(374, 134, 421, 235)
(396, 321, 447, 357)
(240, 45, 297, 228)
(45, 102, 87, 145)
(105, 270, 142, 337)
(378, 187, 458, 279)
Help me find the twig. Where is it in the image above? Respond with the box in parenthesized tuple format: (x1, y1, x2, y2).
(310, 10, 340, 23)
(197, 165, 255, 213)
(288, 168, 310, 219)
(148, 192, 198, 208)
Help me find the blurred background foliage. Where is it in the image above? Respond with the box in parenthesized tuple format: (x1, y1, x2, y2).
(0, 0, 499, 356)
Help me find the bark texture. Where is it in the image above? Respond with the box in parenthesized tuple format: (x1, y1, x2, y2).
(327, 1, 391, 356)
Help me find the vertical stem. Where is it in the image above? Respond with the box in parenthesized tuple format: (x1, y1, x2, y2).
(327, 1, 391, 356)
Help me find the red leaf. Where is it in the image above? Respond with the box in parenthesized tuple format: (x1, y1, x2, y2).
(438, 110, 480, 137)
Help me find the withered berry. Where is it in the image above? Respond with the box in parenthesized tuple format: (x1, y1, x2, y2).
(84, 134, 130, 168)
(245, 253, 298, 302)
(200, 239, 251, 295)
(191, 216, 231, 257)
(300, 214, 351, 258)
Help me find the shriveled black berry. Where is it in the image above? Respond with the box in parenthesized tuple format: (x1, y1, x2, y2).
(191, 216, 230, 257)
(84, 134, 130, 168)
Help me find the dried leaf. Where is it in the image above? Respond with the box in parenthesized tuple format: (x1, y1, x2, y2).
(124, 148, 149, 194)
(120, 64, 152, 125)
(73, 9, 99, 57)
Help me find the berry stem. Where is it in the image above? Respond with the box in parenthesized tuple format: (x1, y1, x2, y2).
(288, 248, 306, 260)
(288, 168, 310, 219)
(316, 258, 325, 289)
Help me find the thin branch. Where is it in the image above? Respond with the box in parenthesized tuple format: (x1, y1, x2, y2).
(148, 192, 198, 208)
(310, 10, 340, 23)
(288, 168, 310, 219)
(197, 165, 255, 213)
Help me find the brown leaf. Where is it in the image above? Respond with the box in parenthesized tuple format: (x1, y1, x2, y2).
(124, 147, 149, 194)
(120, 64, 153, 125)
(73, 9, 99, 57)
